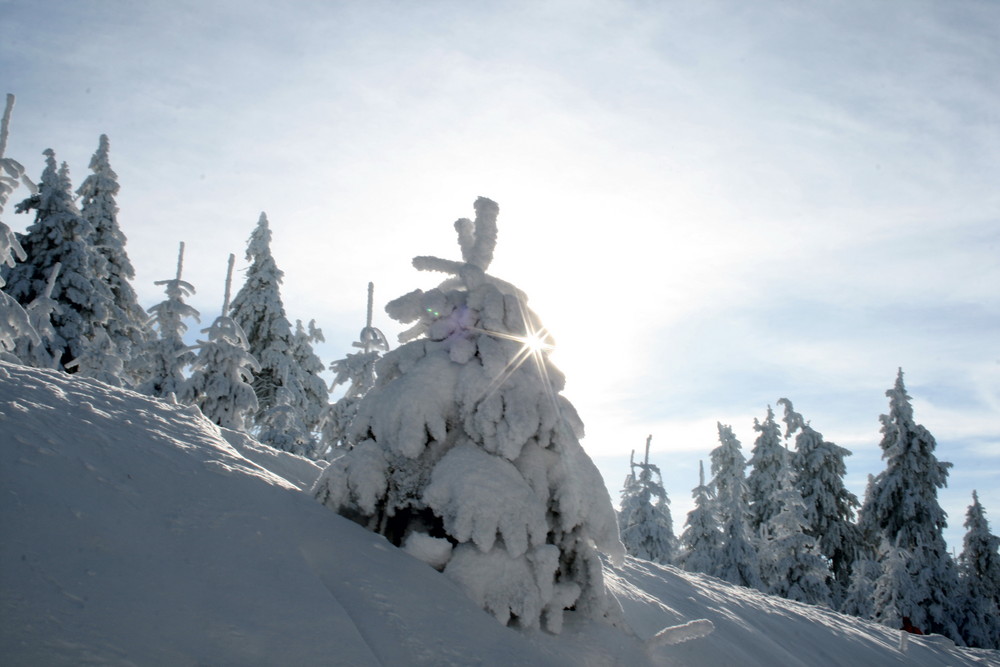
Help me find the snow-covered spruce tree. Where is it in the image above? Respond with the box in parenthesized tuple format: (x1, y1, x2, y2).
(139, 242, 199, 398)
(618, 435, 677, 564)
(778, 398, 860, 607)
(65, 328, 124, 385)
(4, 150, 115, 371)
(182, 254, 260, 431)
(313, 197, 624, 633)
(710, 423, 762, 589)
(746, 405, 788, 534)
(76, 134, 150, 385)
(677, 460, 723, 575)
(758, 464, 831, 607)
(860, 369, 962, 641)
(956, 491, 1000, 648)
(229, 212, 316, 451)
(840, 556, 880, 619)
(14, 262, 61, 368)
(290, 319, 330, 454)
(0, 94, 39, 360)
(229, 213, 294, 413)
(871, 537, 915, 631)
(324, 282, 389, 452)
(0, 221, 38, 361)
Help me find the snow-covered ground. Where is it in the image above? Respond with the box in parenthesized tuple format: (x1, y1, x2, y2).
(1, 361, 996, 666)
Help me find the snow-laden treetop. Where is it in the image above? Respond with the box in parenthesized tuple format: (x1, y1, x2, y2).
(388, 197, 529, 344)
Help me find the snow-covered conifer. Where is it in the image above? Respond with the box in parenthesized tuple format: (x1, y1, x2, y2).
(860, 369, 961, 641)
(76, 135, 150, 385)
(13, 262, 61, 368)
(182, 254, 260, 431)
(65, 328, 124, 386)
(956, 491, 1000, 648)
(256, 386, 313, 456)
(229, 213, 306, 447)
(324, 282, 389, 452)
(0, 94, 38, 361)
(140, 243, 199, 398)
(710, 423, 762, 589)
(746, 405, 788, 534)
(618, 435, 677, 564)
(0, 222, 37, 361)
(677, 460, 723, 575)
(841, 557, 880, 619)
(313, 198, 623, 633)
(778, 398, 860, 606)
(871, 537, 915, 631)
(758, 464, 831, 606)
(289, 318, 330, 453)
(4, 150, 115, 371)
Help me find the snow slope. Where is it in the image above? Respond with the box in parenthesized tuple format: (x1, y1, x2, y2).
(1, 362, 996, 666)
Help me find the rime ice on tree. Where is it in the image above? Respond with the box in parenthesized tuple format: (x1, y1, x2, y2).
(677, 460, 722, 575)
(618, 435, 676, 564)
(230, 212, 320, 453)
(758, 464, 831, 607)
(324, 282, 389, 452)
(141, 242, 200, 398)
(289, 318, 330, 457)
(746, 405, 787, 534)
(76, 134, 150, 386)
(5, 149, 115, 371)
(778, 398, 859, 606)
(0, 94, 41, 361)
(710, 423, 761, 589)
(313, 197, 624, 633)
(859, 369, 961, 642)
(956, 491, 1000, 648)
(182, 254, 260, 431)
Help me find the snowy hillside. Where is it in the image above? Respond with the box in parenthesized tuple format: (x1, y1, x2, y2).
(1, 362, 996, 666)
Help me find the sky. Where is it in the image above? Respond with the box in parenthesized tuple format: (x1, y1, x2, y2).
(2, 0, 998, 550)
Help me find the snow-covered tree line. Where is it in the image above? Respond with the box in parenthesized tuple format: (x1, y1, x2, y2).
(627, 370, 999, 648)
(0, 100, 384, 459)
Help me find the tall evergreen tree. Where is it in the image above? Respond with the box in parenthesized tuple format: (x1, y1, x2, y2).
(618, 435, 677, 564)
(140, 242, 199, 398)
(324, 282, 389, 452)
(778, 398, 860, 606)
(860, 369, 961, 641)
(314, 198, 623, 633)
(677, 460, 722, 575)
(758, 464, 832, 606)
(746, 405, 788, 534)
(76, 134, 150, 385)
(710, 423, 762, 589)
(183, 254, 260, 431)
(289, 318, 330, 454)
(4, 150, 115, 371)
(229, 212, 295, 426)
(956, 491, 1000, 648)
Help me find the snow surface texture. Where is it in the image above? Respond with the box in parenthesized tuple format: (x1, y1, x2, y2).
(2, 362, 998, 665)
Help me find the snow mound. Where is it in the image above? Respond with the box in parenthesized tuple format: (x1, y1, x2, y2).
(1, 362, 996, 666)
